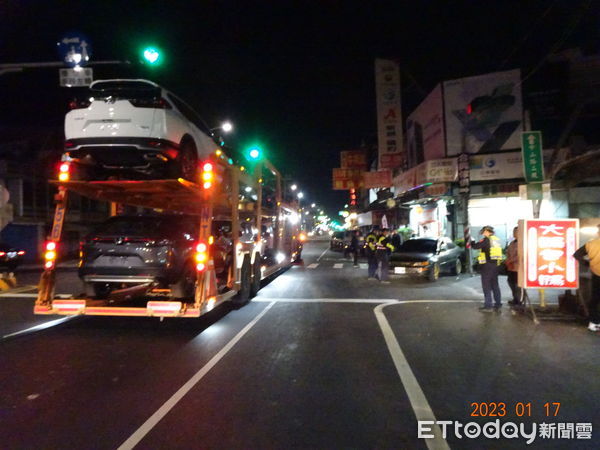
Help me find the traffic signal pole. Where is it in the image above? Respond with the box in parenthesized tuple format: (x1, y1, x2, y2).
(0, 60, 129, 77)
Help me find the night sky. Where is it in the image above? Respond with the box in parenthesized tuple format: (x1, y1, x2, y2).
(1, 0, 597, 215)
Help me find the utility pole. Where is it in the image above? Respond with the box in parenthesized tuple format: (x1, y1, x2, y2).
(458, 152, 473, 275)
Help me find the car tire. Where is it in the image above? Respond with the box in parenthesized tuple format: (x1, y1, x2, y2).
(176, 140, 198, 182)
(232, 255, 252, 306)
(250, 253, 262, 296)
(451, 259, 462, 275)
(427, 263, 440, 282)
(170, 261, 196, 300)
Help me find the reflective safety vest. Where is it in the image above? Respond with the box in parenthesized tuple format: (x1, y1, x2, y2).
(478, 235, 503, 264)
(376, 235, 395, 252)
(366, 233, 378, 251)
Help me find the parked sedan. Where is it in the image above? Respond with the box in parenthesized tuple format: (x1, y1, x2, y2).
(0, 243, 26, 272)
(389, 237, 463, 281)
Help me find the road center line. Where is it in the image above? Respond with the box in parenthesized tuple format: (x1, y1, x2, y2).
(316, 247, 329, 261)
(118, 301, 277, 450)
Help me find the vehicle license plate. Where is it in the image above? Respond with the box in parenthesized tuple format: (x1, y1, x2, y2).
(7, 252, 17, 258)
(394, 267, 406, 274)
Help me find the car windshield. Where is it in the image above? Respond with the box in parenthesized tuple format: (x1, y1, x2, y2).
(399, 239, 437, 253)
(92, 216, 173, 237)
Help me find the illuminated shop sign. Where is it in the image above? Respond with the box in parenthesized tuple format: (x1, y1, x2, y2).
(518, 219, 579, 289)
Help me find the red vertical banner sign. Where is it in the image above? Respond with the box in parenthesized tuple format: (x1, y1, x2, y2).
(518, 219, 579, 289)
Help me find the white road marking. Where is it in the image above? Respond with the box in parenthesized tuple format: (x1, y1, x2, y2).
(333, 263, 344, 269)
(360, 263, 367, 269)
(0, 293, 38, 298)
(253, 298, 398, 304)
(0, 293, 73, 298)
(118, 301, 277, 450)
(307, 263, 319, 269)
(316, 248, 329, 261)
(374, 300, 477, 450)
(2, 317, 77, 340)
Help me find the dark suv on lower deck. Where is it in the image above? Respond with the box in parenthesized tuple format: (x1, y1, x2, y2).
(79, 214, 231, 299)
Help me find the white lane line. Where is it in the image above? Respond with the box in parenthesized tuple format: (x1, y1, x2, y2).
(360, 263, 367, 269)
(373, 301, 476, 450)
(307, 263, 319, 269)
(253, 298, 398, 304)
(316, 247, 329, 261)
(118, 301, 277, 450)
(2, 317, 77, 340)
(0, 293, 38, 298)
(333, 263, 344, 269)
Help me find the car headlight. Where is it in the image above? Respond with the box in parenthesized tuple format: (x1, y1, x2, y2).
(412, 261, 430, 267)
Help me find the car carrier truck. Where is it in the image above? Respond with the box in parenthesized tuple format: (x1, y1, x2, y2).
(34, 152, 303, 318)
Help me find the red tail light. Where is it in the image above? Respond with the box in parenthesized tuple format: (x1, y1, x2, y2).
(195, 241, 209, 272)
(129, 98, 172, 109)
(68, 99, 91, 110)
(201, 161, 214, 189)
(0, 252, 5, 257)
(58, 162, 70, 182)
(44, 241, 57, 269)
(17, 251, 25, 256)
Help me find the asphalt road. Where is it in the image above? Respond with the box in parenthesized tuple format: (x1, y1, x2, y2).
(0, 239, 598, 449)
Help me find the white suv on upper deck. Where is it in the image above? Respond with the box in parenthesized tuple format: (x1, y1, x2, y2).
(64, 79, 219, 180)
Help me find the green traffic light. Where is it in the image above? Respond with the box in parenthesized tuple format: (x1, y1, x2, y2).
(142, 47, 161, 65)
(247, 146, 262, 160)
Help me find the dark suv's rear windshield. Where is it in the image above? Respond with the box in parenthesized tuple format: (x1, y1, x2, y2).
(92, 216, 183, 237)
(90, 81, 160, 100)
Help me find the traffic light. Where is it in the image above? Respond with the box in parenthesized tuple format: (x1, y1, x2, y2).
(349, 188, 357, 207)
(141, 46, 162, 65)
(246, 146, 262, 161)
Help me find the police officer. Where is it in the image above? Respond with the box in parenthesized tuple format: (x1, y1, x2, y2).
(471, 225, 503, 312)
(365, 227, 379, 280)
(376, 228, 395, 284)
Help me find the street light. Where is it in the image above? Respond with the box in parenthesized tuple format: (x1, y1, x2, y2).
(297, 192, 304, 199)
(211, 121, 234, 134)
(290, 184, 297, 191)
(311, 203, 316, 208)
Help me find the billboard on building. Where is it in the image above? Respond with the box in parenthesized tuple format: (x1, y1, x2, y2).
(444, 69, 523, 156)
(406, 84, 445, 167)
(469, 149, 552, 182)
(518, 219, 579, 289)
(332, 168, 363, 190)
(363, 170, 392, 189)
(340, 150, 367, 169)
(375, 59, 404, 169)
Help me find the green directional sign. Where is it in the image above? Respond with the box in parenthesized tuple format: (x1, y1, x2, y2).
(521, 131, 545, 183)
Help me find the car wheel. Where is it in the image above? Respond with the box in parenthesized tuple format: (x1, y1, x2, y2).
(427, 263, 440, 282)
(177, 140, 198, 182)
(250, 253, 262, 296)
(451, 259, 462, 275)
(170, 262, 196, 300)
(232, 255, 252, 306)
